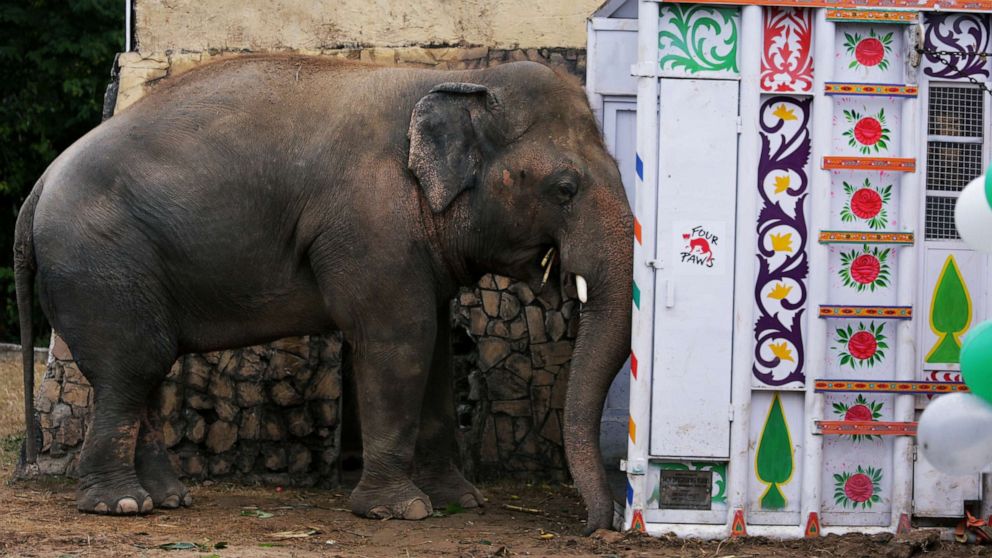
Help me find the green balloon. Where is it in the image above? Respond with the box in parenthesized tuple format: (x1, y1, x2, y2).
(961, 320, 992, 405)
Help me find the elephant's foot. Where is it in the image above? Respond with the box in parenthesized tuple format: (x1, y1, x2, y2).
(77, 472, 154, 515)
(414, 466, 484, 509)
(136, 461, 191, 509)
(350, 480, 433, 520)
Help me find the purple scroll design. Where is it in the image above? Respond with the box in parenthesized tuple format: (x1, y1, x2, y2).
(924, 13, 991, 80)
(753, 96, 812, 387)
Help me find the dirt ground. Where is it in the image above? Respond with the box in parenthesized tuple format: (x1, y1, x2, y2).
(2, 362, 991, 557)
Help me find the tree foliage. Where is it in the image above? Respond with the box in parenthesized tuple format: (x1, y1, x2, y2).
(0, 0, 123, 344)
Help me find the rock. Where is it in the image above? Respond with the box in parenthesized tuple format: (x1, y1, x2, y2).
(305, 367, 341, 400)
(236, 381, 266, 407)
(61, 382, 90, 408)
(525, 306, 547, 343)
(157, 381, 181, 417)
(491, 400, 531, 417)
(503, 353, 532, 382)
(540, 411, 562, 443)
(263, 446, 287, 471)
(186, 392, 213, 410)
(485, 368, 529, 400)
(533, 369, 556, 386)
(209, 453, 233, 476)
(162, 419, 182, 447)
(499, 292, 521, 320)
(206, 420, 238, 453)
(214, 398, 240, 423)
(61, 362, 85, 384)
(458, 290, 479, 307)
(319, 334, 343, 363)
(271, 381, 303, 406)
(268, 351, 307, 380)
(239, 408, 262, 440)
(38, 380, 60, 413)
(286, 407, 313, 437)
(270, 337, 310, 359)
(532, 341, 572, 368)
(481, 290, 501, 317)
(507, 316, 528, 340)
(507, 282, 535, 305)
(486, 319, 510, 338)
(50, 403, 71, 425)
(185, 355, 212, 391)
(208, 373, 234, 401)
(478, 274, 497, 289)
(185, 410, 206, 443)
(311, 400, 338, 427)
(469, 307, 488, 337)
(50, 334, 73, 361)
(58, 417, 83, 447)
(480, 418, 499, 463)
(477, 338, 511, 371)
(545, 311, 566, 342)
(287, 444, 311, 473)
(263, 413, 286, 441)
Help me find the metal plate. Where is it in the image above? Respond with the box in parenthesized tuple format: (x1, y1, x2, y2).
(659, 469, 713, 510)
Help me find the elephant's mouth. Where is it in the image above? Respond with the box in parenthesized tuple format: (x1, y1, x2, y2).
(532, 245, 587, 304)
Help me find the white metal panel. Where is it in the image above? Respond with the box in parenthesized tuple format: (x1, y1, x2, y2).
(590, 27, 639, 96)
(650, 78, 739, 459)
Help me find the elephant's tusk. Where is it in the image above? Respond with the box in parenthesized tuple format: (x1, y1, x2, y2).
(540, 248, 556, 289)
(575, 275, 588, 303)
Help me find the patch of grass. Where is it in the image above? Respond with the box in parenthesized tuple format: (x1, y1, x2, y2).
(0, 360, 45, 438)
(0, 433, 23, 469)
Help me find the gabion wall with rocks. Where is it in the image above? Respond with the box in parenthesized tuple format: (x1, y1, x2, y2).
(23, 46, 585, 485)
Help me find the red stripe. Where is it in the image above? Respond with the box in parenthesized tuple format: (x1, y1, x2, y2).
(634, 218, 642, 245)
(631, 352, 638, 380)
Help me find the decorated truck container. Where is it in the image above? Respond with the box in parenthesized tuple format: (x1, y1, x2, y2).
(587, 0, 992, 538)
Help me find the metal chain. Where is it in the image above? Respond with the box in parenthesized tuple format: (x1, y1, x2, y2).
(916, 47, 992, 96)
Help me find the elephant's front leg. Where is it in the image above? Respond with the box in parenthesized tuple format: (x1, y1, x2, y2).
(348, 321, 437, 520)
(412, 305, 485, 509)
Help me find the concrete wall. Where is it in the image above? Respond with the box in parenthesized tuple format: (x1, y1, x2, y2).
(134, 0, 600, 53)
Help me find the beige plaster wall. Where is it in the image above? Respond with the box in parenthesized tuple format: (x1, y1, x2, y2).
(135, 0, 601, 53)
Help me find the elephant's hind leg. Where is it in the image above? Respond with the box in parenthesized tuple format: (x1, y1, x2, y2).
(59, 305, 178, 515)
(135, 408, 191, 509)
(413, 309, 484, 509)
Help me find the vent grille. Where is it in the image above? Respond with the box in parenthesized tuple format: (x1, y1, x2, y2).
(928, 86, 984, 137)
(926, 141, 984, 192)
(925, 196, 961, 240)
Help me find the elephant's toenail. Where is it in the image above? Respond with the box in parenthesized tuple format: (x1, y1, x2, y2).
(141, 497, 154, 512)
(116, 498, 139, 514)
(93, 502, 109, 513)
(368, 506, 393, 519)
(404, 499, 431, 520)
(182, 493, 192, 507)
(459, 493, 481, 508)
(160, 495, 180, 508)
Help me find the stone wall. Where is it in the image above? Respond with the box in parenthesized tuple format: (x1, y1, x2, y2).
(26, 45, 585, 485)
(133, 0, 601, 53)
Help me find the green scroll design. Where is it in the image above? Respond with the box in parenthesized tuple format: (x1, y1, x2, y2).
(659, 4, 740, 74)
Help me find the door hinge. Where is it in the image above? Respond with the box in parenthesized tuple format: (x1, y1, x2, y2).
(646, 259, 663, 270)
(728, 406, 735, 422)
(621, 458, 648, 475)
(630, 62, 660, 78)
(911, 444, 918, 462)
(736, 115, 743, 135)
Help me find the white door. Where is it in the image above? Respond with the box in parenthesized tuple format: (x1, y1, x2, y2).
(650, 79, 739, 459)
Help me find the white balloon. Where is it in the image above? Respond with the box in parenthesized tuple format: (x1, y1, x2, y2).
(918, 392, 992, 475)
(954, 175, 992, 252)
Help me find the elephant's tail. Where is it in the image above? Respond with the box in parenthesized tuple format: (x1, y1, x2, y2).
(14, 177, 44, 464)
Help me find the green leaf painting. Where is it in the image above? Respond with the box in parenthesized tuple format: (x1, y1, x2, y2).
(658, 4, 739, 74)
(755, 394, 794, 510)
(926, 255, 972, 363)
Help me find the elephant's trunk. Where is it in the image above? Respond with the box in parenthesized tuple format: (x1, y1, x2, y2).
(561, 202, 633, 534)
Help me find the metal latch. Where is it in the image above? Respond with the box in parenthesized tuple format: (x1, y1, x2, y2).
(621, 458, 648, 475)
(646, 259, 663, 269)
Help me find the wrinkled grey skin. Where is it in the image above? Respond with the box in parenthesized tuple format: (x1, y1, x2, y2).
(14, 57, 632, 533)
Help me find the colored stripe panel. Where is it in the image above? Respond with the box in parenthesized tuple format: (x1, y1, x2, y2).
(662, 0, 992, 10)
(635, 154, 644, 181)
(824, 82, 918, 96)
(633, 282, 641, 309)
(825, 9, 919, 23)
(818, 231, 914, 245)
(814, 379, 969, 394)
(634, 218, 643, 245)
(626, 480, 634, 505)
(631, 352, 638, 380)
(815, 420, 917, 436)
(628, 416, 637, 443)
(818, 305, 912, 319)
(822, 156, 916, 172)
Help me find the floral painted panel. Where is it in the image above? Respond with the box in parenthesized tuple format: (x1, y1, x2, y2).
(753, 96, 811, 389)
(831, 97, 902, 158)
(833, 23, 905, 83)
(829, 170, 903, 231)
(659, 4, 740, 78)
(761, 7, 814, 93)
(923, 13, 992, 81)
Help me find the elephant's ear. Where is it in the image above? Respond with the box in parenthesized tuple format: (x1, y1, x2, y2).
(408, 82, 500, 213)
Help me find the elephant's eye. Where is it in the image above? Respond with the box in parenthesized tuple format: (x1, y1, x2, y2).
(556, 180, 578, 204)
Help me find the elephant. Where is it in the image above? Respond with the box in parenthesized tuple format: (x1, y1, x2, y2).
(13, 56, 633, 533)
